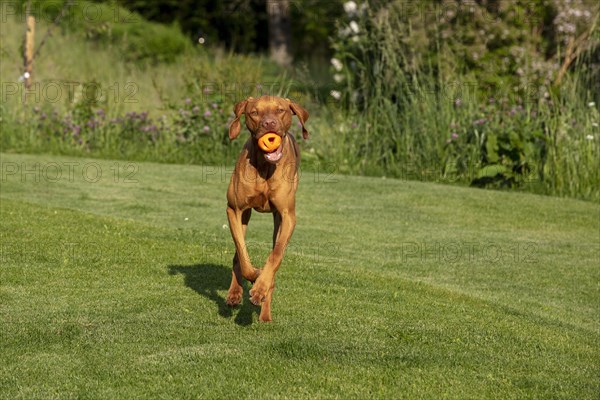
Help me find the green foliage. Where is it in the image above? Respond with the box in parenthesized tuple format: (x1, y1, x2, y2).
(1, 1, 598, 201)
(110, 0, 344, 59)
(289, 0, 345, 59)
(12, 0, 189, 63)
(327, 0, 599, 200)
(445, 100, 547, 189)
(113, 0, 263, 52)
(106, 20, 189, 64)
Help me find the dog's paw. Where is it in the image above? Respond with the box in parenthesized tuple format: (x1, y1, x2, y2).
(259, 313, 272, 323)
(249, 288, 266, 306)
(226, 288, 243, 307)
(249, 278, 270, 306)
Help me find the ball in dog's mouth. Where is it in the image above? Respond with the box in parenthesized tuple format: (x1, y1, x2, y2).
(258, 132, 284, 163)
(258, 133, 282, 152)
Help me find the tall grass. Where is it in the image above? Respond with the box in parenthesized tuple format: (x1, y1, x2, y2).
(327, 2, 599, 201)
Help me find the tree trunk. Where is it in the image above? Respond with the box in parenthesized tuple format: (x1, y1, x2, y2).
(266, 0, 292, 66)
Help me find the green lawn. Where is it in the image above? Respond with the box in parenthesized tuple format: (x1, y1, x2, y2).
(1, 153, 598, 399)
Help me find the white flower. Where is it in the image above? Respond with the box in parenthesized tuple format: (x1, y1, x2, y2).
(333, 74, 344, 83)
(343, 1, 357, 15)
(349, 21, 360, 34)
(184, 217, 189, 221)
(585, 135, 594, 140)
(588, 102, 596, 107)
(352, 35, 360, 43)
(222, 224, 228, 229)
(330, 90, 342, 100)
(592, 122, 598, 127)
(339, 26, 351, 38)
(331, 57, 343, 71)
(24, 72, 30, 79)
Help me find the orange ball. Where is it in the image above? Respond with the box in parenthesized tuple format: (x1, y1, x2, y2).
(258, 133, 282, 152)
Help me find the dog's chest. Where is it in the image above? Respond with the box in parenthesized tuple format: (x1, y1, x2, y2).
(243, 178, 285, 212)
(246, 190, 272, 212)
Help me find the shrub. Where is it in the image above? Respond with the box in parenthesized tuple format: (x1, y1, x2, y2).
(13, 0, 189, 64)
(326, 0, 599, 200)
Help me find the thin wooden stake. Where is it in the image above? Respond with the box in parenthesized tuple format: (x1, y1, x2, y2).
(23, 4, 35, 89)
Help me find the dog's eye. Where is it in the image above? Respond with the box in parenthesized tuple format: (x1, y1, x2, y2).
(250, 111, 258, 116)
(277, 108, 285, 113)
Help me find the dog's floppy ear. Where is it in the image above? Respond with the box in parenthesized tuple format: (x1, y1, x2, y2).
(287, 98, 309, 139)
(229, 98, 252, 140)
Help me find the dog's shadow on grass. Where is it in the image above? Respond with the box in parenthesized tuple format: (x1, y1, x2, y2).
(167, 263, 258, 326)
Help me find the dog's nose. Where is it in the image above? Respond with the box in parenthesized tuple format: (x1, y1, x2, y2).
(262, 118, 277, 131)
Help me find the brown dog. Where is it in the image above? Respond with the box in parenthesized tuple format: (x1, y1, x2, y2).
(226, 95, 309, 322)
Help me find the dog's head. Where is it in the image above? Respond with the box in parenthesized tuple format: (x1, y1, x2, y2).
(229, 96, 309, 163)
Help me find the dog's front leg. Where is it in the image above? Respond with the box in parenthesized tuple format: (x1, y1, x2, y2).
(226, 206, 260, 284)
(226, 209, 253, 307)
(250, 208, 296, 321)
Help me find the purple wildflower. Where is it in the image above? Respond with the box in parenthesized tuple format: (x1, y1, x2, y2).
(474, 118, 487, 126)
(192, 106, 200, 114)
(451, 132, 459, 140)
(454, 98, 462, 107)
(202, 125, 210, 133)
(185, 98, 192, 105)
(204, 110, 212, 117)
(141, 124, 157, 133)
